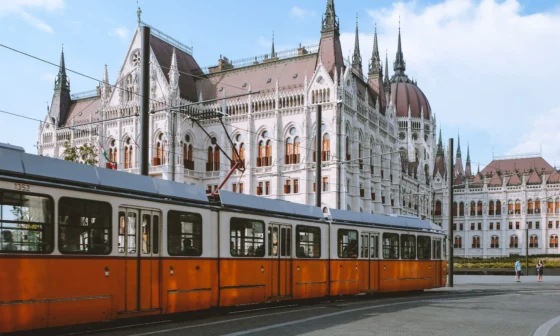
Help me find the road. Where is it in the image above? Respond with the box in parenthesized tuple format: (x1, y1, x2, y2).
(40, 276, 560, 336)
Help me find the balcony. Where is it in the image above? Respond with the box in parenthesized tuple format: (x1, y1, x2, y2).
(256, 156, 272, 167)
(284, 154, 300, 165)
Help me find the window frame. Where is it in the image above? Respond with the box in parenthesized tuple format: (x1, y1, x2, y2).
(337, 229, 358, 258)
(58, 196, 112, 255)
(417, 235, 431, 260)
(295, 225, 321, 258)
(230, 217, 265, 257)
(167, 210, 203, 257)
(382, 232, 399, 260)
(400, 234, 416, 260)
(0, 188, 55, 254)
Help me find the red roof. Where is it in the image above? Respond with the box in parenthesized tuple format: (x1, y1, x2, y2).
(547, 170, 560, 184)
(391, 81, 431, 120)
(527, 170, 541, 185)
(507, 173, 521, 186)
(488, 172, 502, 186)
(481, 157, 554, 176)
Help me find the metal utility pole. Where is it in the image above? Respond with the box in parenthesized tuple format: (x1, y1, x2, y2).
(525, 228, 529, 276)
(139, 25, 150, 176)
(447, 138, 454, 287)
(316, 104, 322, 207)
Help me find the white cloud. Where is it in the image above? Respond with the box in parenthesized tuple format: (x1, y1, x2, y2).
(338, 0, 560, 164)
(290, 6, 315, 19)
(42, 73, 56, 81)
(0, 0, 63, 33)
(114, 27, 129, 40)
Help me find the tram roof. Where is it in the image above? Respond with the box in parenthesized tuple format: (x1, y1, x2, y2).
(219, 190, 324, 219)
(0, 143, 209, 204)
(329, 208, 443, 232)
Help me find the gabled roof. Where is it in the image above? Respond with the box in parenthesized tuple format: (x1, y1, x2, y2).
(547, 170, 560, 184)
(527, 170, 542, 185)
(150, 35, 203, 102)
(481, 157, 554, 176)
(488, 172, 502, 186)
(471, 172, 483, 187)
(507, 173, 521, 186)
(63, 96, 101, 126)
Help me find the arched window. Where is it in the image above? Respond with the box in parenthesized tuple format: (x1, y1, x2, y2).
(434, 200, 442, 216)
(126, 74, 134, 102)
(322, 133, 330, 161)
(453, 235, 462, 248)
(529, 234, 539, 248)
(509, 235, 519, 248)
(472, 236, 480, 248)
(470, 201, 476, 216)
(285, 127, 300, 164)
(515, 200, 521, 214)
(206, 137, 219, 172)
(369, 138, 375, 174)
(508, 200, 514, 215)
(123, 137, 133, 169)
(257, 130, 271, 167)
(550, 235, 558, 248)
(322, 207, 329, 214)
(232, 134, 245, 168)
(556, 197, 560, 214)
(547, 198, 554, 214)
(477, 201, 483, 216)
(489, 201, 495, 216)
(491, 236, 499, 248)
(345, 125, 351, 161)
(357, 132, 363, 170)
(528, 199, 534, 214)
(155, 133, 165, 166)
(109, 139, 117, 164)
(459, 202, 465, 216)
(535, 199, 541, 214)
(496, 200, 502, 215)
(453, 202, 458, 217)
(183, 134, 194, 170)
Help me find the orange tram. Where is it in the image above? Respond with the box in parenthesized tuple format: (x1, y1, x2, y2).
(0, 143, 447, 334)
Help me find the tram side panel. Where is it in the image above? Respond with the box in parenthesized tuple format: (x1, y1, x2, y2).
(218, 212, 268, 307)
(329, 225, 360, 296)
(163, 208, 218, 314)
(292, 223, 329, 300)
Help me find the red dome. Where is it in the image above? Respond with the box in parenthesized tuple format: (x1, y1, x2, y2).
(391, 80, 431, 120)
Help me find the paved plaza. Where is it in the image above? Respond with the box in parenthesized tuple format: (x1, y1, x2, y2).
(37, 276, 560, 336)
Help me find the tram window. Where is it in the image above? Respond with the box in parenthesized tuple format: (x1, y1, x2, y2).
(58, 197, 111, 255)
(382, 233, 399, 259)
(0, 189, 54, 253)
(417, 235, 431, 260)
(153, 215, 159, 254)
(443, 238, 447, 259)
(400, 234, 416, 260)
(296, 225, 321, 258)
(168, 211, 202, 256)
(370, 235, 378, 258)
(338, 229, 358, 258)
(433, 239, 442, 260)
(230, 217, 265, 257)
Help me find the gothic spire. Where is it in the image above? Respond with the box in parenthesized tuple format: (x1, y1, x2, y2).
(137, 5, 142, 27)
(368, 23, 382, 78)
(393, 19, 406, 76)
(54, 46, 69, 92)
(456, 133, 462, 158)
(321, 0, 339, 36)
(270, 33, 276, 59)
(436, 128, 444, 156)
(169, 48, 180, 95)
(466, 144, 471, 165)
(351, 14, 362, 74)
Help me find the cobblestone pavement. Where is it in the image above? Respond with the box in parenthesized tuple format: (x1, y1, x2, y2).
(50, 276, 560, 336)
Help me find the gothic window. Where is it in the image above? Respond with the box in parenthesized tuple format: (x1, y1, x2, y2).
(489, 201, 495, 216)
(477, 201, 483, 216)
(412, 132, 418, 141)
(534, 199, 541, 214)
(496, 200, 502, 215)
(312, 124, 330, 163)
(471, 236, 480, 248)
(548, 198, 554, 214)
(528, 199, 534, 214)
(453, 236, 462, 248)
(109, 139, 118, 164)
(550, 235, 558, 248)
(155, 133, 165, 166)
(131, 50, 141, 67)
(257, 130, 272, 167)
(126, 74, 134, 102)
(183, 134, 194, 170)
(124, 137, 133, 169)
(556, 198, 560, 214)
(358, 135, 363, 170)
(459, 202, 465, 216)
(508, 200, 514, 214)
(509, 235, 518, 248)
(285, 127, 300, 164)
(452, 202, 457, 217)
(206, 137, 220, 172)
(515, 200, 521, 214)
(232, 134, 245, 167)
(490, 236, 499, 248)
(398, 132, 405, 140)
(434, 201, 442, 216)
(529, 235, 539, 248)
(345, 125, 351, 161)
(470, 201, 476, 216)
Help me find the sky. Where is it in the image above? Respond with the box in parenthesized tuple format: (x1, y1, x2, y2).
(1, 0, 560, 171)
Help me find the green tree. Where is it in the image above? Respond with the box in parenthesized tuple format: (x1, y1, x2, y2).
(62, 141, 99, 166)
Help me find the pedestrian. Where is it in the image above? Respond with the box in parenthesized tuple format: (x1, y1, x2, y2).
(515, 259, 522, 282)
(536, 259, 544, 282)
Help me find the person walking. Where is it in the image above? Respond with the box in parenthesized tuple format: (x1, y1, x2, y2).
(536, 259, 544, 282)
(515, 259, 522, 282)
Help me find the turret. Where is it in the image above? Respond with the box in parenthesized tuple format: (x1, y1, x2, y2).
(317, 0, 344, 78)
(50, 46, 71, 127)
(351, 15, 362, 75)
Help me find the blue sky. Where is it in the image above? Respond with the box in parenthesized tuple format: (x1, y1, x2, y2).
(1, 0, 560, 170)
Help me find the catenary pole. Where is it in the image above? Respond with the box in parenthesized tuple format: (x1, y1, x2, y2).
(526, 228, 529, 276)
(139, 26, 150, 176)
(448, 138, 454, 287)
(316, 104, 322, 207)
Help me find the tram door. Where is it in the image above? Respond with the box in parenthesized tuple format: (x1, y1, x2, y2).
(119, 207, 161, 312)
(360, 233, 379, 291)
(432, 238, 442, 287)
(269, 224, 292, 298)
